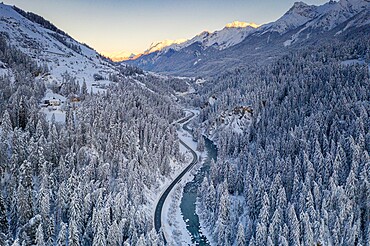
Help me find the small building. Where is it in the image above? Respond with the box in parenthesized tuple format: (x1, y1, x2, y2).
(233, 106, 253, 115)
(49, 98, 61, 106)
(43, 97, 61, 106)
(71, 97, 80, 103)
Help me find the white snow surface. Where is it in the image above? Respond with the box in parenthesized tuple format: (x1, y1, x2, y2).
(175, 85, 195, 96)
(0, 3, 125, 124)
(138, 23, 260, 60)
(208, 96, 217, 106)
(40, 108, 66, 123)
(0, 3, 119, 91)
(195, 78, 206, 84)
(155, 110, 211, 245)
(145, 112, 200, 246)
(39, 90, 67, 123)
(261, 0, 369, 34)
(208, 107, 253, 136)
(144, 39, 187, 54)
(43, 90, 67, 101)
(341, 58, 370, 72)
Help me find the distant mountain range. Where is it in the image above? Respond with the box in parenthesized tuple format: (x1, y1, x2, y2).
(2, 0, 368, 79)
(125, 0, 370, 76)
(101, 50, 136, 62)
(122, 21, 260, 62)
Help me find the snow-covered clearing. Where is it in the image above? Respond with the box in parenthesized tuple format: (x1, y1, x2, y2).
(39, 90, 67, 123)
(195, 78, 206, 85)
(175, 86, 195, 97)
(341, 59, 370, 72)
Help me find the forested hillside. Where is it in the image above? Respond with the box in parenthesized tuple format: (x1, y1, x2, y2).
(194, 36, 370, 245)
(0, 35, 182, 245)
(0, 1, 369, 245)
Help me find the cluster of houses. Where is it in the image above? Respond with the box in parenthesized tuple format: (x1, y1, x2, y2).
(232, 106, 253, 116)
(201, 95, 253, 117)
(218, 105, 253, 124)
(40, 95, 80, 110)
(40, 97, 62, 108)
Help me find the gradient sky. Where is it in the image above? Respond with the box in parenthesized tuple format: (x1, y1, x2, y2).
(4, 0, 328, 56)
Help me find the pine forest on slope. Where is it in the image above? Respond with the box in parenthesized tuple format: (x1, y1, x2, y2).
(0, 1, 369, 245)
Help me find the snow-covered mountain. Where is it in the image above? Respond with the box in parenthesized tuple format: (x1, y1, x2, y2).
(159, 21, 260, 52)
(178, 21, 259, 51)
(143, 39, 187, 55)
(109, 39, 187, 62)
(0, 3, 119, 88)
(125, 0, 369, 76)
(262, 0, 369, 45)
(261, 2, 320, 34)
(125, 21, 260, 65)
(101, 50, 136, 62)
(124, 21, 259, 63)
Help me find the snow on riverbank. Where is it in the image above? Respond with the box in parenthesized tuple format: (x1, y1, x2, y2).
(162, 154, 193, 245)
(159, 109, 211, 245)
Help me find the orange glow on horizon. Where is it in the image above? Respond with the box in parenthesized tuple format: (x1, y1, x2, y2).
(101, 21, 261, 61)
(100, 50, 137, 62)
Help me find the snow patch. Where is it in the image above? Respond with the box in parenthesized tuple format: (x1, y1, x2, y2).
(341, 58, 370, 72)
(195, 78, 206, 84)
(283, 39, 293, 47)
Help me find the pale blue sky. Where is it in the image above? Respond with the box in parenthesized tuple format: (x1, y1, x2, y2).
(4, 0, 329, 55)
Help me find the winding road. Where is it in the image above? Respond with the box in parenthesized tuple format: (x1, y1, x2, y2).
(154, 111, 198, 242)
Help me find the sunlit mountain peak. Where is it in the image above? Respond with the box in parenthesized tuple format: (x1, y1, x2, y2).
(145, 39, 188, 54)
(101, 50, 136, 62)
(225, 21, 260, 28)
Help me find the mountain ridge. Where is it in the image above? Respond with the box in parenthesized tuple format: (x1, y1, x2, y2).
(0, 3, 120, 88)
(125, 0, 369, 76)
(120, 21, 260, 62)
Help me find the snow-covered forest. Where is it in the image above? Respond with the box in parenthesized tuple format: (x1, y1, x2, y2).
(0, 0, 369, 245)
(194, 36, 370, 245)
(0, 34, 185, 245)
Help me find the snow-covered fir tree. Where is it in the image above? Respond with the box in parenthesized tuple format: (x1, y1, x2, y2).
(196, 36, 370, 245)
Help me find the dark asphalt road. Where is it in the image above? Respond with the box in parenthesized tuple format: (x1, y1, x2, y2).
(154, 111, 198, 243)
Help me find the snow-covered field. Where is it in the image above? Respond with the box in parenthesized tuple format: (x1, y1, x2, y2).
(39, 90, 67, 123)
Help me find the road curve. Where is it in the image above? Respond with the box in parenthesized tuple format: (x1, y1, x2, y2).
(154, 111, 198, 243)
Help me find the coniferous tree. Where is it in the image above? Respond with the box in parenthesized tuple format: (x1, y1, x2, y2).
(18, 96, 27, 129)
(236, 222, 246, 246)
(68, 219, 80, 246)
(57, 222, 67, 246)
(0, 194, 7, 244)
(35, 224, 45, 246)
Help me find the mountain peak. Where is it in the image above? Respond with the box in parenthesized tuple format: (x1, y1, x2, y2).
(101, 51, 136, 62)
(287, 1, 316, 15)
(145, 39, 187, 54)
(225, 21, 260, 29)
(292, 1, 309, 8)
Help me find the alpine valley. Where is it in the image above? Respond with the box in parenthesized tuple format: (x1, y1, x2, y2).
(0, 1, 369, 246)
